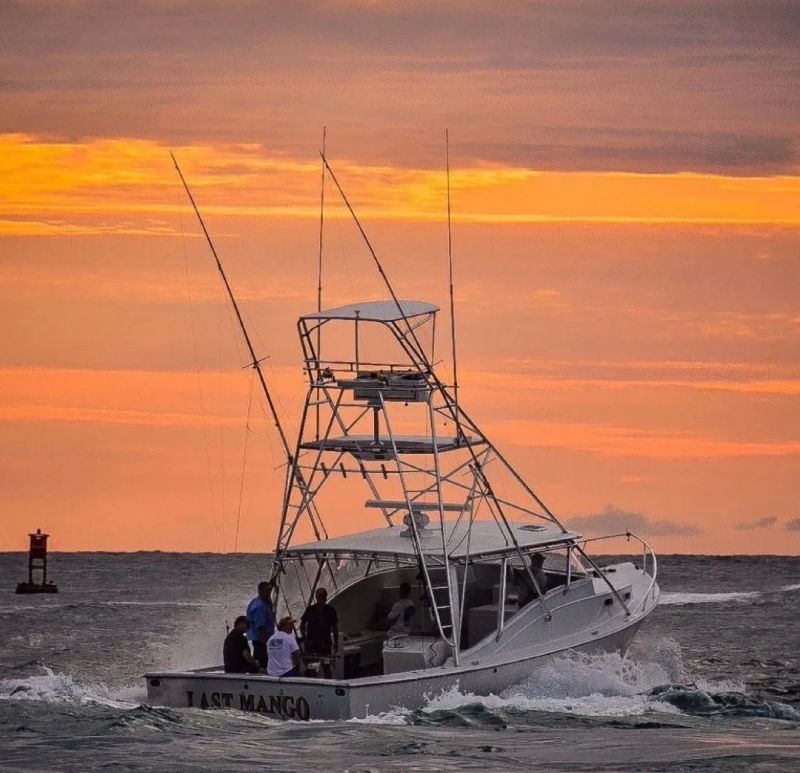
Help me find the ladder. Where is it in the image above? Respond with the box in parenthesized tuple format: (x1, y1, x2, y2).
(379, 392, 459, 658)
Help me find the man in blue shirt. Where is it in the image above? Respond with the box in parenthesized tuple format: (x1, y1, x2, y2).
(246, 580, 275, 669)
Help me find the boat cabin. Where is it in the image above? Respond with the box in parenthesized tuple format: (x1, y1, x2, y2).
(278, 521, 591, 679)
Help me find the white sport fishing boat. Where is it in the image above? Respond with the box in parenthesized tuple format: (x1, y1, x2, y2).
(145, 152, 659, 721)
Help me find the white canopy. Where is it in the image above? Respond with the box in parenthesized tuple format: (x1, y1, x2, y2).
(301, 299, 439, 322)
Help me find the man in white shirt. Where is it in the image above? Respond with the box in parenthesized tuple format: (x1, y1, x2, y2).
(386, 582, 415, 635)
(267, 616, 301, 677)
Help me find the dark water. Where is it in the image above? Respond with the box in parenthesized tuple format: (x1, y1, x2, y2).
(1, 553, 798, 772)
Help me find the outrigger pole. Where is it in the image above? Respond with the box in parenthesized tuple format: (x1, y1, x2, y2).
(170, 152, 293, 461)
(170, 153, 327, 553)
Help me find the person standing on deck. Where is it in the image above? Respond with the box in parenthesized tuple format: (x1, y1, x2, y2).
(246, 580, 274, 670)
(300, 587, 339, 678)
(267, 616, 301, 677)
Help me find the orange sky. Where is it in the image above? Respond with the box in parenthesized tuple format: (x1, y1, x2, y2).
(1, 1, 799, 553)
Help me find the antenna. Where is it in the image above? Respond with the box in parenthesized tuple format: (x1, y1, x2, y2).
(445, 129, 462, 442)
(315, 126, 326, 440)
(317, 126, 326, 317)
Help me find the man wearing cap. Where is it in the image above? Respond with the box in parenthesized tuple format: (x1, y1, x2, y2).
(267, 616, 301, 677)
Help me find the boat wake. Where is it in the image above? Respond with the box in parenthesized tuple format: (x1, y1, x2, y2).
(354, 640, 800, 725)
(660, 581, 800, 606)
(660, 590, 761, 605)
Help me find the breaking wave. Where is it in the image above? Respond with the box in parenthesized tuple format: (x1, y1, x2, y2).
(0, 667, 145, 709)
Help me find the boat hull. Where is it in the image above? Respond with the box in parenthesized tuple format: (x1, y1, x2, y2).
(145, 614, 645, 721)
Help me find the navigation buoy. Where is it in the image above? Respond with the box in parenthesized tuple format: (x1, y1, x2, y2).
(15, 529, 58, 594)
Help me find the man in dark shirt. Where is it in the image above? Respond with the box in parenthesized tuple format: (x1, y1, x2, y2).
(223, 615, 261, 673)
(300, 587, 339, 678)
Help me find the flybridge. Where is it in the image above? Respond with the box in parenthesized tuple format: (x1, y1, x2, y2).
(274, 286, 594, 653)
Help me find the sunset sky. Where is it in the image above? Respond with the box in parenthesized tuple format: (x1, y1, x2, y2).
(1, 1, 798, 553)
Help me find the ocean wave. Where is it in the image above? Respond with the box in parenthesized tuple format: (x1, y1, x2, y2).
(0, 668, 145, 709)
(651, 683, 800, 721)
(0, 600, 209, 613)
(660, 591, 761, 605)
(98, 600, 209, 607)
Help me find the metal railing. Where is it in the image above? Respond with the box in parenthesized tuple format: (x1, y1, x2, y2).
(576, 531, 659, 616)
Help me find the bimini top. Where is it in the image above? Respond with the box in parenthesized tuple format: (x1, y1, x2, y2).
(301, 299, 439, 323)
(285, 520, 579, 562)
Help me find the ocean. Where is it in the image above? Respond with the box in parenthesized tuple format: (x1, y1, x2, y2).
(0, 552, 798, 771)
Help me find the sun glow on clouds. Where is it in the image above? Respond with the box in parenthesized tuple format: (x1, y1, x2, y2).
(2, 134, 800, 236)
(4, 366, 800, 462)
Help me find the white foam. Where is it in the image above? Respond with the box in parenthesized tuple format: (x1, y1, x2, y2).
(779, 582, 800, 593)
(695, 676, 746, 694)
(349, 707, 410, 725)
(0, 667, 141, 709)
(426, 650, 684, 718)
(356, 644, 689, 724)
(98, 600, 208, 607)
(660, 591, 760, 605)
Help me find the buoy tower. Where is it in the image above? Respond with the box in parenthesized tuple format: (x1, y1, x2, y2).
(15, 529, 58, 594)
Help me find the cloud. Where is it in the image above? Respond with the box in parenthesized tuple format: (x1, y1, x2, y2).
(489, 419, 800, 460)
(2, 134, 799, 238)
(735, 516, 778, 530)
(785, 518, 800, 532)
(462, 131, 799, 175)
(570, 505, 702, 537)
(0, 2, 798, 174)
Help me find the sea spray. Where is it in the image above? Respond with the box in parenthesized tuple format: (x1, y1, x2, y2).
(0, 667, 141, 709)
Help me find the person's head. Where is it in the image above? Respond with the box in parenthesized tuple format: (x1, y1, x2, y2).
(233, 615, 248, 632)
(257, 580, 273, 599)
(277, 615, 294, 633)
(315, 587, 328, 604)
(399, 582, 411, 599)
(530, 553, 545, 568)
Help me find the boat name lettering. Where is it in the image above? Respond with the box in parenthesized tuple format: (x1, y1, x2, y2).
(185, 690, 311, 720)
